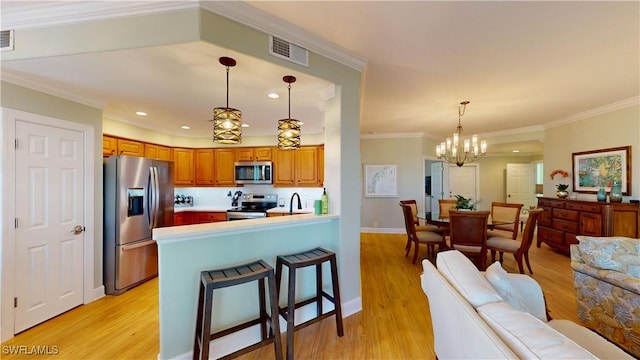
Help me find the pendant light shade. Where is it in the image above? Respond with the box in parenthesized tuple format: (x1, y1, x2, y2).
(212, 57, 242, 144)
(278, 75, 301, 150)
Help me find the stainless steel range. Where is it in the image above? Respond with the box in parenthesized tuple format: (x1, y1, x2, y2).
(226, 193, 278, 221)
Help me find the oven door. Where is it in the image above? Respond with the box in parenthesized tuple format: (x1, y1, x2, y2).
(226, 211, 268, 221)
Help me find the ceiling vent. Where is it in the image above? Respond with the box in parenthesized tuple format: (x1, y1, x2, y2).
(269, 35, 309, 67)
(1, 30, 14, 51)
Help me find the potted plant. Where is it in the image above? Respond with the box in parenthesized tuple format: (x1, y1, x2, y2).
(556, 184, 570, 198)
(454, 194, 479, 210)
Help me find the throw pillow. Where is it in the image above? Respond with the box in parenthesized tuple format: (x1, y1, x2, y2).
(485, 261, 530, 313)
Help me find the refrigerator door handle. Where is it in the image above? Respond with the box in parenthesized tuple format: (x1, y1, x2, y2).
(148, 167, 159, 229)
(152, 166, 160, 227)
(121, 239, 156, 251)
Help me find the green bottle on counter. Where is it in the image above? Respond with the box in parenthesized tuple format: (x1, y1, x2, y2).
(321, 188, 329, 214)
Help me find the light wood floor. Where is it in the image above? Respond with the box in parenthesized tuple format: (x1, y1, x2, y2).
(1, 232, 578, 359)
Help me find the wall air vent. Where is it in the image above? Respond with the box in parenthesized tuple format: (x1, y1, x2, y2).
(269, 35, 309, 67)
(1, 30, 14, 51)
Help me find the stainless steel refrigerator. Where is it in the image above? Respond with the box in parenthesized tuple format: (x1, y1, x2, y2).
(103, 155, 174, 295)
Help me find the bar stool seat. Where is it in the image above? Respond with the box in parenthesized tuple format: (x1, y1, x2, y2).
(193, 259, 283, 360)
(275, 247, 344, 360)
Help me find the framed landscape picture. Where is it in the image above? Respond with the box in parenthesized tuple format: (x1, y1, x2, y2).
(572, 146, 631, 195)
(364, 165, 397, 197)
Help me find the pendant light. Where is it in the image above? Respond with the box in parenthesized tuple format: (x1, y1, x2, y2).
(212, 57, 242, 144)
(435, 101, 487, 167)
(277, 75, 301, 149)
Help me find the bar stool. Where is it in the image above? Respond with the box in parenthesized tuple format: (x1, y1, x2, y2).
(193, 259, 283, 360)
(275, 247, 344, 360)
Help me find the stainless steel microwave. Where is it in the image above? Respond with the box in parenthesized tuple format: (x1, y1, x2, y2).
(234, 161, 273, 184)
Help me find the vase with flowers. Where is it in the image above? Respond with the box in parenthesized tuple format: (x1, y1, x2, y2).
(550, 169, 570, 198)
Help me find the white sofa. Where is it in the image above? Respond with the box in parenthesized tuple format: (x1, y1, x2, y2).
(421, 250, 632, 359)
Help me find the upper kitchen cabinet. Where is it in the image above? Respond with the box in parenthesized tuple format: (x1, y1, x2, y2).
(117, 138, 145, 157)
(145, 143, 172, 161)
(213, 148, 236, 186)
(173, 148, 195, 186)
(274, 145, 323, 187)
(236, 147, 273, 162)
(195, 148, 236, 186)
(103, 135, 118, 157)
(195, 149, 215, 186)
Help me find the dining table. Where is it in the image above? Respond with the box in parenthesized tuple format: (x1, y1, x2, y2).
(419, 211, 515, 230)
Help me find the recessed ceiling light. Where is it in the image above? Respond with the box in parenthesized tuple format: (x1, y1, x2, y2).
(181, 125, 190, 130)
(268, 93, 280, 99)
(512, 150, 520, 153)
(241, 124, 249, 128)
(136, 111, 147, 116)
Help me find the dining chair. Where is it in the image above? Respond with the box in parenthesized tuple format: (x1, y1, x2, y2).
(487, 208, 543, 274)
(448, 210, 490, 270)
(399, 200, 444, 233)
(400, 204, 447, 264)
(486, 202, 523, 240)
(437, 199, 457, 219)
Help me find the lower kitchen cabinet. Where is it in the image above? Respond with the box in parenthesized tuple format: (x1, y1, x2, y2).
(174, 211, 227, 225)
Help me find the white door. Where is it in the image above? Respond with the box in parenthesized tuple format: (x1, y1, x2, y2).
(430, 162, 444, 211)
(506, 163, 534, 208)
(14, 120, 85, 333)
(448, 165, 478, 201)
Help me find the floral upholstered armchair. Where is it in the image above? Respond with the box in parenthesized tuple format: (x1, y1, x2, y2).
(571, 236, 640, 357)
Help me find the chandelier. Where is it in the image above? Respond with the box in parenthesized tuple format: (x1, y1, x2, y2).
(212, 57, 242, 144)
(277, 75, 301, 149)
(435, 101, 487, 167)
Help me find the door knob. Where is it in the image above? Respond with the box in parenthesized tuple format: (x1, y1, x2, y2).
(72, 225, 85, 235)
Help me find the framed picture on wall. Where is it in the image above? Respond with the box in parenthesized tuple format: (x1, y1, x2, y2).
(572, 146, 631, 194)
(364, 165, 397, 197)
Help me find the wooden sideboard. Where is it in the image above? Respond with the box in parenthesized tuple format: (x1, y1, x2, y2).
(537, 197, 640, 254)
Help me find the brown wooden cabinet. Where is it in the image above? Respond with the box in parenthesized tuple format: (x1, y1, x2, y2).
(274, 145, 322, 187)
(194, 148, 236, 186)
(213, 148, 236, 186)
(145, 143, 172, 161)
(173, 148, 195, 186)
(117, 138, 145, 157)
(537, 197, 640, 254)
(197, 212, 227, 223)
(194, 149, 215, 186)
(103, 135, 118, 157)
(236, 147, 273, 161)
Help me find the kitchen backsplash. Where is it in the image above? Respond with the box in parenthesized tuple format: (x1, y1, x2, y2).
(175, 186, 324, 209)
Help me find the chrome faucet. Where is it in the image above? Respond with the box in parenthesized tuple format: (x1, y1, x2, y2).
(289, 192, 302, 215)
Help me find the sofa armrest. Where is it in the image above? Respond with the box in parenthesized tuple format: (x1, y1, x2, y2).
(507, 273, 548, 322)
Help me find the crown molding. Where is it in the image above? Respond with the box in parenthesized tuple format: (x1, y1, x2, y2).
(201, 2, 367, 72)
(360, 132, 424, 140)
(1, 1, 198, 30)
(544, 96, 640, 129)
(1, 70, 107, 109)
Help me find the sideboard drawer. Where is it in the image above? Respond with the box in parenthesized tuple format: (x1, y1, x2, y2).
(538, 227, 564, 245)
(553, 219, 578, 233)
(566, 202, 601, 213)
(552, 209, 579, 221)
(538, 198, 565, 208)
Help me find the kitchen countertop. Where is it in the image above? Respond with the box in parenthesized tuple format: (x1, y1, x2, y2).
(266, 207, 314, 214)
(174, 205, 231, 213)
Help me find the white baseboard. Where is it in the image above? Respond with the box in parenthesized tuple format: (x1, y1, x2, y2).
(90, 285, 105, 303)
(360, 227, 404, 234)
(168, 296, 363, 360)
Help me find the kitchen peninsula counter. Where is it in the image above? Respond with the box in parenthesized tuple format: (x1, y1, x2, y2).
(153, 213, 342, 359)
